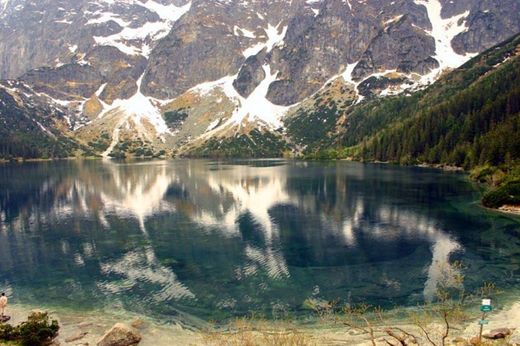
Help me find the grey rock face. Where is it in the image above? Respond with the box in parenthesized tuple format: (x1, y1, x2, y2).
(139, 0, 312, 99)
(0, 0, 190, 79)
(84, 46, 147, 103)
(266, 0, 377, 105)
(0, 0, 519, 158)
(17, 44, 148, 102)
(233, 50, 267, 98)
(379, 0, 432, 31)
(0, 0, 102, 79)
(452, 0, 520, 55)
(20, 65, 103, 100)
(141, 1, 246, 99)
(352, 15, 438, 80)
(1, 0, 519, 105)
(18, 45, 146, 103)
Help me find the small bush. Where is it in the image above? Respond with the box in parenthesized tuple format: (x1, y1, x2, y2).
(470, 165, 497, 183)
(0, 311, 59, 346)
(0, 323, 17, 341)
(482, 180, 520, 208)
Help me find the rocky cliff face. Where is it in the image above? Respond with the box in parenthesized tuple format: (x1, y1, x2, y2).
(0, 0, 518, 158)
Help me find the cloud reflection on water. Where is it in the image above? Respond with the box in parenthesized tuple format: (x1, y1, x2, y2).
(0, 160, 465, 310)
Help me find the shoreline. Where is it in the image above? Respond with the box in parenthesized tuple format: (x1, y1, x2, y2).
(3, 294, 519, 345)
(498, 204, 520, 215)
(4, 304, 204, 346)
(482, 204, 520, 217)
(0, 156, 99, 164)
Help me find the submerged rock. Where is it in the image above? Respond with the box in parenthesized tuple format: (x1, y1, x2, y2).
(78, 321, 94, 328)
(97, 323, 141, 346)
(130, 319, 147, 330)
(65, 330, 88, 342)
(0, 315, 10, 323)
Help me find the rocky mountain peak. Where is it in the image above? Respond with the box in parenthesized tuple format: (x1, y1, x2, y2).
(0, 0, 518, 158)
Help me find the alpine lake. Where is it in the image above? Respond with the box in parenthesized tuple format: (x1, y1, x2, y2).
(0, 159, 519, 327)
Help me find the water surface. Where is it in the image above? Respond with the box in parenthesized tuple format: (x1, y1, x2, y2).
(0, 160, 518, 324)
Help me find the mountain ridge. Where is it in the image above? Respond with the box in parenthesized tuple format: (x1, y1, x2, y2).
(0, 0, 519, 159)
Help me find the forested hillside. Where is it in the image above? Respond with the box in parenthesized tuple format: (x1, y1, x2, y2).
(317, 33, 520, 209)
(354, 48, 520, 168)
(0, 83, 88, 160)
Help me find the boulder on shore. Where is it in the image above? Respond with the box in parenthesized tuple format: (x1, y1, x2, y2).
(0, 315, 10, 323)
(483, 328, 512, 340)
(97, 323, 141, 346)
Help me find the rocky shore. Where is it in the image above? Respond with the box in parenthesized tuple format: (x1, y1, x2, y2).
(498, 204, 520, 215)
(2, 300, 519, 346)
(3, 305, 202, 346)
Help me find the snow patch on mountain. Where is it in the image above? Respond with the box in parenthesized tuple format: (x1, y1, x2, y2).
(341, 61, 364, 103)
(100, 74, 171, 157)
(139, 0, 191, 23)
(35, 120, 56, 139)
(234, 25, 256, 38)
(192, 75, 238, 100)
(229, 65, 289, 128)
(68, 45, 78, 53)
(118, 78, 171, 135)
(242, 23, 287, 58)
(341, 62, 358, 84)
(384, 14, 404, 26)
(102, 117, 125, 158)
(415, 0, 476, 82)
(94, 21, 170, 55)
(191, 65, 293, 137)
(92, 0, 191, 56)
(86, 11, 129, 27)
(0, 0, 9, 16)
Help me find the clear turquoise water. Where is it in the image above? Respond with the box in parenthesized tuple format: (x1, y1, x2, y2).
(0, 160, 518, 324)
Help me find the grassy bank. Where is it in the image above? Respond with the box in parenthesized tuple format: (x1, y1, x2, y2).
(470, 163, 520, 211)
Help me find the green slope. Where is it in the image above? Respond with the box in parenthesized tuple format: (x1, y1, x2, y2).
(0, 84, 90, 160)
(316, 33, 520, 209)
(184, 129, 290, 158)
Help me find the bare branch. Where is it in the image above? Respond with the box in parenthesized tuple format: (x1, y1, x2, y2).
(385, 328, 408, 346)
(441, 311, 450, 346)
(417, 322, 438, 346)
(387, 327, 419, 345)
(385, 339, 399, 346)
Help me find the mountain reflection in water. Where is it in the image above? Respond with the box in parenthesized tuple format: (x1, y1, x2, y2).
(0, 160, 518, 321)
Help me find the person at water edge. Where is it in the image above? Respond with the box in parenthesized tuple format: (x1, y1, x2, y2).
(0, 293, 7, 317)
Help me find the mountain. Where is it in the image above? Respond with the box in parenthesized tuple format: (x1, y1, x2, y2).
(0, 0, 519, 159)
(312, 33, 520, 210)
(334, 33, 520, 167)
(0, 79, 89, 159)
(319, 31, 520, 162)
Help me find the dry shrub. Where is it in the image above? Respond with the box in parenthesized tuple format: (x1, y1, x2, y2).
(202, 318, 316, 346)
